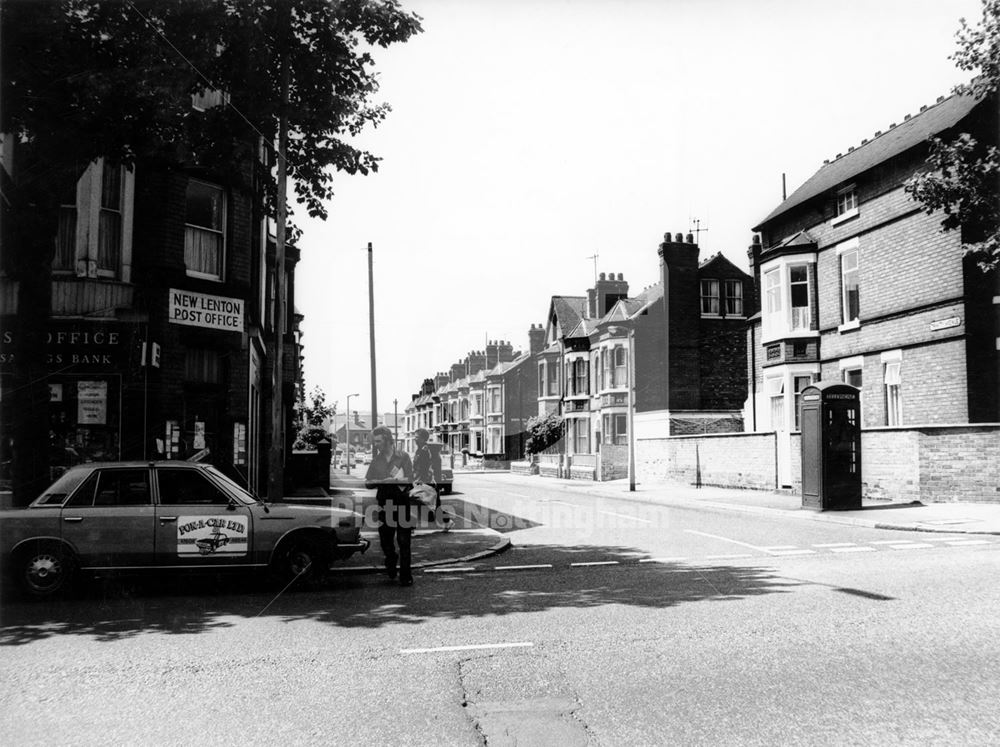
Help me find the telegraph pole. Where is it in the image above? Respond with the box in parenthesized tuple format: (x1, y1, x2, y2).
(268, 45, 290, 502)
(368, 242, 378, 431)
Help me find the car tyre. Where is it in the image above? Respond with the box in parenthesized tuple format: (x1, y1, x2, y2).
(273, 535, 329, 587)
(17, 542, 77, 599)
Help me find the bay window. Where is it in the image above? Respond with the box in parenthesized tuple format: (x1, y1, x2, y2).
(760, 255, 816, 341)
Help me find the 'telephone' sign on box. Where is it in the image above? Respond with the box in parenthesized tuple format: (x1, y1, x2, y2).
(168, 288, 244, 332)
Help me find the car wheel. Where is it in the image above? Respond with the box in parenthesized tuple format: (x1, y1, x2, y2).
(17, 543, 77, 599)
(273, 536, 329, 586)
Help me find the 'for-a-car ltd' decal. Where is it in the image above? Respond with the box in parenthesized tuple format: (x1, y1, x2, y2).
(177, 516, 248, 557)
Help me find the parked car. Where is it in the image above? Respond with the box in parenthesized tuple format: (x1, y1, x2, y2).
(0, 461, 369, 598)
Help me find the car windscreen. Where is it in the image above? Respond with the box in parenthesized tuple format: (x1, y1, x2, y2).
(204, 466, 258, 505)
(34, 468, 91, 506)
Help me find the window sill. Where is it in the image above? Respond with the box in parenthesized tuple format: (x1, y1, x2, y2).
(831, 208, 859, 226)
(838, 319, 861, 333)
(185, 270, 223, 282)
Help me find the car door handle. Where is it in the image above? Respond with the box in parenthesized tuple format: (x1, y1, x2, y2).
(63, 516, 83, 523)
(159, 516, 178, 523)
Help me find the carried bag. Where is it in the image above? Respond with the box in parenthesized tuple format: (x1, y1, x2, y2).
(408, 482, 437, 507)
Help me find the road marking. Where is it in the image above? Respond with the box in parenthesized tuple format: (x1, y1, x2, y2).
(704, 553, 753, 559)
(813, 543, 857, 548)
(871, 540, 911, 545)
(598, 510, 651, 524)
(760, 545, 799, 550)
(886, 543, 934, 550)
(639, 557, 688, 563)
(495, 564, 553, 571)
(831, 546, 877, 553)
(548, 500, 575, 507)
(401, 642, 534, 655)
(570, 561, 619, 567)
(424, 566, 478, 573)
(767, 549, 817, 556)
(945, 539, 991, 546)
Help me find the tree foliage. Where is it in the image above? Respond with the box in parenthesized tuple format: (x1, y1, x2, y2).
(524, 412, 564, 456)
(904, 0, 1000, 271)
(0, 0, 421, 501)
(293, 386, 335, 450)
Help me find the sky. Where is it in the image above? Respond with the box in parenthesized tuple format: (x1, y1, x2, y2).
(294, 0, 984, 423)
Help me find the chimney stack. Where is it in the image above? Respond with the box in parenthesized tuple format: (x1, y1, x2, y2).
(528, 323, 545, 355)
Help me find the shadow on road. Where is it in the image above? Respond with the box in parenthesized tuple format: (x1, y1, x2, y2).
(0, 543, 803, 645)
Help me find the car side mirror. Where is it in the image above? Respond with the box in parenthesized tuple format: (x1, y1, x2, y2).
(227, 497, 239, 511)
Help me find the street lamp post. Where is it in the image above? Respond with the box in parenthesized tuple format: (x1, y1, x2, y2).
(345, 392, 359, 475)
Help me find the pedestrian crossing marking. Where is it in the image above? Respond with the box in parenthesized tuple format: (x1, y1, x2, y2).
(831, 546, 877, 553)
(886, 543, 934, 550)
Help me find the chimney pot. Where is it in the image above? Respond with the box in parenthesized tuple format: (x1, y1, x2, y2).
(674, 232, 683, 242)
(599, 272, 606, 280)
(686, 233, 694, 243)
(617, 273, 623, 281)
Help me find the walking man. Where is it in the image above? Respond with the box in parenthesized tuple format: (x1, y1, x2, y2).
(365, 426, 415, 586)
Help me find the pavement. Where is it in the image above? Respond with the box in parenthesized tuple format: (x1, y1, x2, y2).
(284, 467, 1000, 574)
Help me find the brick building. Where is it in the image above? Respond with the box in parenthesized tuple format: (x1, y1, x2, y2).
(746, 90, 999, 488)
(538, 234, 754, 477)
(1, 131, 303, 501)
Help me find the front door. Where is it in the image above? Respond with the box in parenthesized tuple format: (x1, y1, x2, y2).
(153, 467, 252, 568)
(60, 467, 155, 568)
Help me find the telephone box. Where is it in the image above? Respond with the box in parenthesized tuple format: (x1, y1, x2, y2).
(799, 382, 862, 510)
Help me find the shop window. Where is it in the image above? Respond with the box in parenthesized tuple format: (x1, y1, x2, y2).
(157, 468, 231, 505)
(185, 349, 222, 384)
(184, 179, 226, 280)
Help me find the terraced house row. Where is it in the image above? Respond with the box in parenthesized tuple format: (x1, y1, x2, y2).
(405, 87, 1000, 504)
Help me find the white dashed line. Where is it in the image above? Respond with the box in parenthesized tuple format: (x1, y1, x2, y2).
(598, 510, 652, 523)
(570, 561, 620, 567)
(813, 543, 858, 548)
(761, 545, 799, 550)
(767, 549, 817, 556)
(424, 566, 478, 573)
(704, 554, 754, 559)
(831, 546, 877, 553)
(495, 564, 553, 571)
(401, 642, 534, 655)
(944, 539, 991, 546)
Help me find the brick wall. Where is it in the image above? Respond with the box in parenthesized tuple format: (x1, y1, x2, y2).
(637, 426, 999, 503)
(636, 432, 777, 490)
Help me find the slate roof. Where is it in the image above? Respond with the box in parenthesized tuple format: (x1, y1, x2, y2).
(551, 296, 588, 334)
(565, 317, 601, 338)
(754, 91, 982, 230)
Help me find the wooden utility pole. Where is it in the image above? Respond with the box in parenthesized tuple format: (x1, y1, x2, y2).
(268, 51, 290, 502)
(368, 242, 378, 431)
